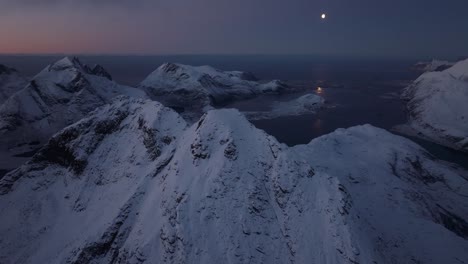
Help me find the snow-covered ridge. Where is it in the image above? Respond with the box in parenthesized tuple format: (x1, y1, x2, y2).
(245, 93, 325, 120)
(0, 64, 28, 104)
(0, 57, 147, 162)
(411, 59, 455, 72)
(0, 97, 467, 263)
(400, 58, 468, 151)
(139, 63, 289, 117)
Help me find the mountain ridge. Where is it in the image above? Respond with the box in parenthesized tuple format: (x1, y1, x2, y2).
(399, 58, 468, 151)
(1, 96, 467, 263)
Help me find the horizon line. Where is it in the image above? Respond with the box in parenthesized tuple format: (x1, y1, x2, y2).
(0, 52, 449, 61)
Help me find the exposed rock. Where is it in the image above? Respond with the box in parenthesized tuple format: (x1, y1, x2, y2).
(90, 64, 113, 80)
(0, 64, 28, 104)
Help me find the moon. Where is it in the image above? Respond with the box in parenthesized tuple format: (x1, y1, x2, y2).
(321, 13, 326, 19)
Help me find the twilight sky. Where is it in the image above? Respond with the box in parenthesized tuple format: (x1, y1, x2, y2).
(0, 0, 467, 58)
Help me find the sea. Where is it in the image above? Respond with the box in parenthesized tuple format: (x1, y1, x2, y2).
(1, 54, 467, 169)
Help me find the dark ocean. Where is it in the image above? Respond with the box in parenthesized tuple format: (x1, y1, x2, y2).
(1, 55, 467, 169)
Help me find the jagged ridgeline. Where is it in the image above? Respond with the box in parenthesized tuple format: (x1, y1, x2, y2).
(0, 57, 146, 154)
(0, 97, 467, 263)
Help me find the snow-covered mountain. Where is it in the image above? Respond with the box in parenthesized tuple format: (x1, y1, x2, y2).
(0, 57, 147, 160)
(400, 58, 468, 151)
(139, 63, 289, 117)
(246, 93, 325, 120)
(411, 59, 455, 72)
(1, 97, 467, 263)
(0, 64, 28, 104)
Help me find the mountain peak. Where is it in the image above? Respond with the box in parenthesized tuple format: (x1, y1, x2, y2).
(49, 56, 85, 72)
(0, 57, 146, 159)
(159, 62, 182, 73)
(47, 57, 112, 80)
(1, 98, 467, 263)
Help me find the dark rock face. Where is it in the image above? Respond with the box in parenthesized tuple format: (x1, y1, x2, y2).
(32, 126, 87, 175)
(90, 65, 113, 80)
(198, 74, 227, 89)
(433, 65, 453, 72)
(161, 63, 180, 74)
(0, 65, 17, 75)
(238, 72, 258, 81)
(435, 204, 468, 239)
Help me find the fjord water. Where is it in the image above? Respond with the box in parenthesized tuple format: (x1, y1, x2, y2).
(1, 55, 467, 169)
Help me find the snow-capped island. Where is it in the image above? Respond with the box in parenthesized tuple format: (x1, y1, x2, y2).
(397, 58, 468, 152)
(245, 93, 325, 120)
(139, 63, 289, 119)
(0, 97, 467, 263)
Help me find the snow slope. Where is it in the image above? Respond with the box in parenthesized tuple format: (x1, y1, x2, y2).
(139, 63, 288, 118)
(0, 57, 147, 158)
(0, 64, 28, 104)
(401, 58, 468, 151)
(245, 93, 325, 120)
(1, 97, 467, 264)
(411, 59, 455, 72)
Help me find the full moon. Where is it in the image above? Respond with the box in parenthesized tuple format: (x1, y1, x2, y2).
(321, 13, 326, 19)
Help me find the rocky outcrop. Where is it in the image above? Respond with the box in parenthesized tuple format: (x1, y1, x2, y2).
(90, 64, 113, 81)
(0, 64, 28, 104)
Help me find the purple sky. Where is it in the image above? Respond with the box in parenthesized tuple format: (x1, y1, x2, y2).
(1, 0, 467, 58)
